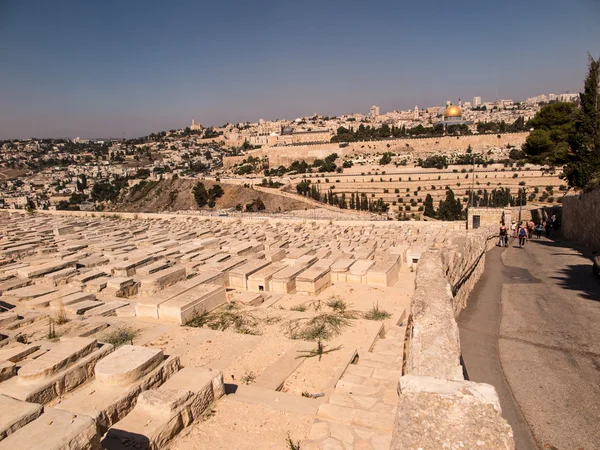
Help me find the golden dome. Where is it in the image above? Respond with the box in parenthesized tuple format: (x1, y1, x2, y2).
(443, 105, 462, 117)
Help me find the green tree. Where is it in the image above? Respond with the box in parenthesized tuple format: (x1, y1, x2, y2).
(563, 54, 600, 190)
(423, 194, 435, 218)
(193, 182, 208, 207)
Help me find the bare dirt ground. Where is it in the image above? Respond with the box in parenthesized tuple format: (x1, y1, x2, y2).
(115, 178, 311, 213)
(170, 397, 313, 450)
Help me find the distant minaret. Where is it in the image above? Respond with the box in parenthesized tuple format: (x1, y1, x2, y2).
(458, 98, 462, 108)
(414, 105, 419, 120)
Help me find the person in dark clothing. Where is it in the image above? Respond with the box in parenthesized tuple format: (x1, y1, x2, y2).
(518, 224, 527, 248)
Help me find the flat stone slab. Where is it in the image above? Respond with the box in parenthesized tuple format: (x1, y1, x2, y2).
(0, 394, 43, 440)
(64, 300, 104, 315)
(139, 267, 186, 295)
(0, 343, 41, 363)
(16, 260, 74, 280)
(95, 345, 163, 386)
(54, 291, 95, 307)
(83, 300, 129, 317)
(25, 286, 81, 309)
(4, 285, 56, 300)
(18, 337, 97, 382)
(159, 284, 226, 324)
(349, 259, 375, 276)
(0, 408, 100, 450)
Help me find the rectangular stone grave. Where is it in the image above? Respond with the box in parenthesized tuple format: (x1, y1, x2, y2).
(366, 258, 399, 287)
(26, 286, 81, 309)
(16, 260, 74, 280)
(247, 262, 286, 292)
(0, 394, 43, 441)
(228, 259, 271, 290)
(0, 407, 100, 450)
(55, 345, 180, 432)
(270, 264, 309, 294)
(139, 267, 186, 296)
(347, 259, 376, 284)
(296, 266, 331, 296)
(101, 367, 224, 450)
(0, 337, 113, 405)
(330, 259, 355, 283)
(159, 284, 226, 324)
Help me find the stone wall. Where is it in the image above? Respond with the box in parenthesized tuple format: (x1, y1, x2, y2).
(392, 247, 514, 449)
(223, 132, 528, 168)
(562, 188, 600, 250)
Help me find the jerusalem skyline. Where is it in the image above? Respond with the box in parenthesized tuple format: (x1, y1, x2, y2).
(1, 0, 599, 139)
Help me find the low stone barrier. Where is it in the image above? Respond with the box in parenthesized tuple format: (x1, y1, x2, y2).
(391, 249, 514, 449)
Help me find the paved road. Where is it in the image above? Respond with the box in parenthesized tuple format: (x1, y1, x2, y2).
(458, 237, 600, 450)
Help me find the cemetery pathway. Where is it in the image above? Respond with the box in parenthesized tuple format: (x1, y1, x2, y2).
(458, 238, 600, 450)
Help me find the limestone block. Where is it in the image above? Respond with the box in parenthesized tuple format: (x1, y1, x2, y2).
(55, 355, 180, 432)
(296, 266, 331, 296)
(139, 267, 186, 296)
(228, 259, 271, 290)
(18, 337, 97, 382)
(347, 259, 375, 285)
(158, 284, 226, 324)
(0, 394, 43, 441)
(0, 361, 16, 382)
(391, 375, 514, 450)
(64, 300, 104, 315)
(16, 261, 74, 280)
(95, 345, 163, 386)
(25, 286, 81, 309)
(0, 408, 101, 450)
(247, 262, 286, 292)
(83, 300, 129, 317)
(0, 311, 18, 327)
(52, 291, 95, 308)
(0, 343, 41, 363)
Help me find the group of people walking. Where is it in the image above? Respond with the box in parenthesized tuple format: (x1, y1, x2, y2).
(498, 214, 558, 248)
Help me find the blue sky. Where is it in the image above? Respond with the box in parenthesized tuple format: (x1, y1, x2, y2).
(1, 0, 599, 139)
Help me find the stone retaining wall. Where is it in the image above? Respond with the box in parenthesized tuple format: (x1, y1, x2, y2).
(223, 132, 528, 168)
(391, 240, 515, 449)
(562, 188, 600, 250)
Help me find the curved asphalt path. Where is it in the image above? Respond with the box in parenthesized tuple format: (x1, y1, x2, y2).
(458, 237, 600, 450)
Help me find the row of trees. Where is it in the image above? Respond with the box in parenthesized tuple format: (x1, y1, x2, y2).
(296, 180, 389, 213)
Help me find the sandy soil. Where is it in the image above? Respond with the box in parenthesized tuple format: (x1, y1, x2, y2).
(170, 397, 313, 450)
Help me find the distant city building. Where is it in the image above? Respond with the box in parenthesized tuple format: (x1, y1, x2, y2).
(558, 92, 579, 102)
(473, 96, 482, 107)
(440, 102, 473, 129)
(190, 119, 202, 131)
(446, 100, 451, 106)
(548, 93, 557, 101)
(414, 105, 419, 120)
(370, 105, 380, 118)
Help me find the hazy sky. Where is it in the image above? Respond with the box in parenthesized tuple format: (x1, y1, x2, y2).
(1, 0, 599, 139)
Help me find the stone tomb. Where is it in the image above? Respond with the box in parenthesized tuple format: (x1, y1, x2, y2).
(228, 259, 271, 290)
(55, 345, 180, 432)
(295, 266, 331, 296)
(158, 284, 226, 325)
(0, 407, 100, 450)
(0, 337, 113, 405)
(102, 367, 225, 450)
(247, 262, 286, 292)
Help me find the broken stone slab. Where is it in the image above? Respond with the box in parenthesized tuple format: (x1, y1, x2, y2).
(17, 337, 98, 382)
(54, 353, 181, 432)
(0, 341, 113, 405)
(95, 345, 164, 386)
(0, 407, 100, 450)
(391, 375, 515, 450)
(102, 368, 224, 450)
(0, 361, 16, 382)
(40, 267, 78, 286)
(158, 284, 226, 324)
(139, 267, 186, 296)
(0, 394, 43, 441)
